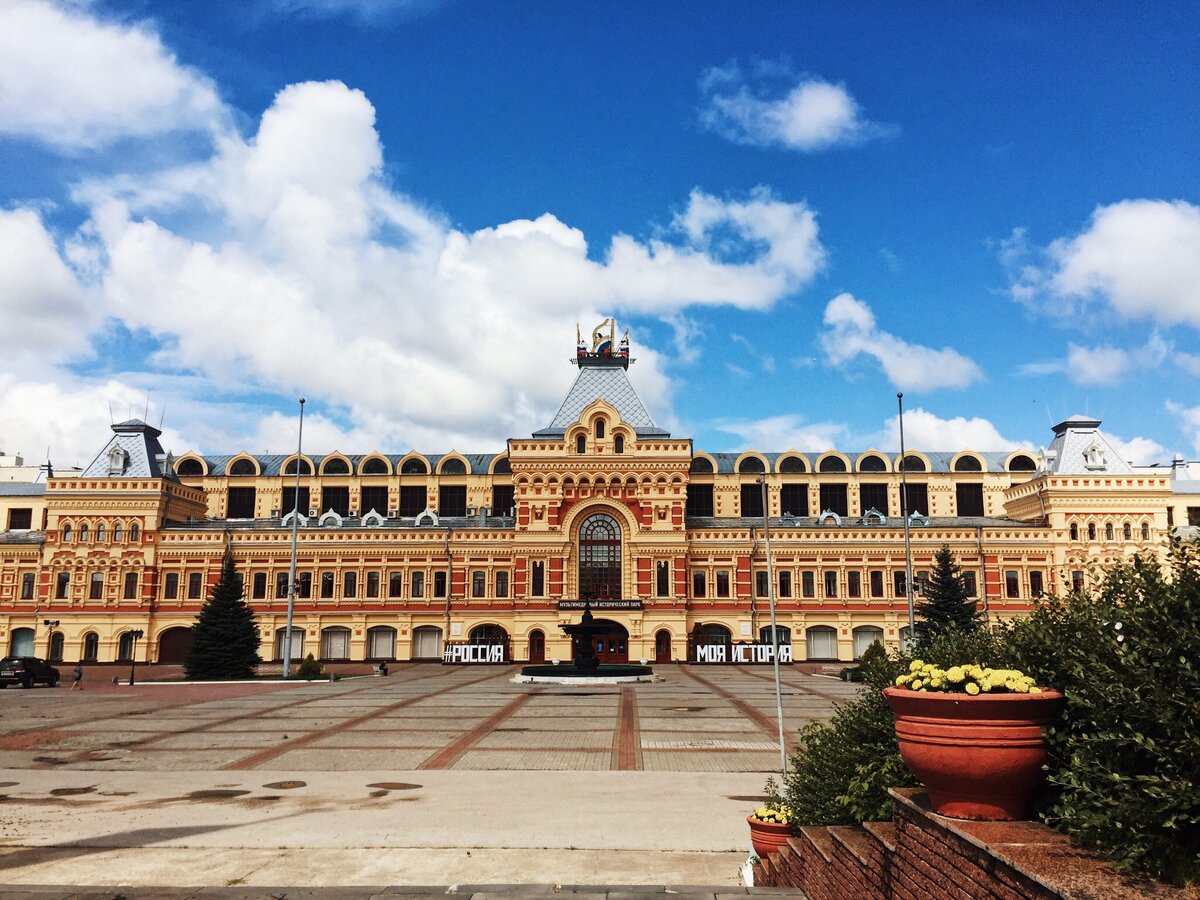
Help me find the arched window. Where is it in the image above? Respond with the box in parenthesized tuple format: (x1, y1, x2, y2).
(818, 456, 847, 473)
(1141, 522, 1150, 541)
(117, 631, 137, 661)
(321, 457, 350, 476)
(759, 625, 790, 646)
(362, 457, 390, 475)
(579, 513, 622, 600)
(738, 456, 765, 474)
(439, 458, 466, 475)
(1070, 522, 1079, 541)
(469, 623, 509, 643)
(130, 524, 140, 542)
(900, 455, 926, 472)
(1009, 454, 1036, 472)
(779, 455, 807, 474)
(320, 626, 351, 660)
(113, 524, 123, 541)
(401, 457, 429, 475)
(1087, 522, 1096, 541)
(283, 458, 312, 476)
(79, 524, 89, 542)
(576, 435, 586, 454)
(492, 457, 511, 474)
(366, 626, 397, 659)
(62, 524, 72, 542)
(614, 435, 624, 454)
(8, 627, 34, 656)
(595, 419, 606, 439)
(83, 632, 99, 661)
(805, 625, 838, 659)
(96, 524, 106, 542)
(694, 623, 732, 645)
(1105, 522, 1114, 541)
(229, 458, 257, 476)
(852, 626, 884, 659)
(1123, 522, 1132, 540)
(954, 456, 983, 472)
(176, 458, 204, 476)
(858, 455, 886, 473)
(689, 457, 714, 474)
(48, 632, 65, 662)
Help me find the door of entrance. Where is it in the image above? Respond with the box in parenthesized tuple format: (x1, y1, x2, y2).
(528, 630, 545, 663)
(655, 629, 672, 663)
(578, 619, 628, 664)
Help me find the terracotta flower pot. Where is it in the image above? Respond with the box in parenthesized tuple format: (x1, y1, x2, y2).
(747, 815, 792, 857)
(884, 686, 1065, 821)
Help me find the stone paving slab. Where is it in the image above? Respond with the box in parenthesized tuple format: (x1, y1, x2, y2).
(0, 888, 800, 899)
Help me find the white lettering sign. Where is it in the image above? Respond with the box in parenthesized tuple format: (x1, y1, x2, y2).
(693, 642, 792, 664)
(442, 643, 506, 664)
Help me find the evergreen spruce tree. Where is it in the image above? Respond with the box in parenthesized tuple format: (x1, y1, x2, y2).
(915, 543, 979, 640)
(184, 551, 262, 680)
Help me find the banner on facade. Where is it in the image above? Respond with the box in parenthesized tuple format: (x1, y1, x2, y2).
(691, 642, 792, 664)
(442, 641, 508, 664)
(557, 600, 643, 611)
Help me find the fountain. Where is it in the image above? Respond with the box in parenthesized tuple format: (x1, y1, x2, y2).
(517, 601, 655, 684)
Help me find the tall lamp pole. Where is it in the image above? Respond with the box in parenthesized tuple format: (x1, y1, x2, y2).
(284, 398, 305, 678)
(128, 629, 144, 685)
(897, 393, 916, 639)
(759, 475, 788, 775)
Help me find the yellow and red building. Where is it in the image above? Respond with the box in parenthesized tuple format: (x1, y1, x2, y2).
(2, 325, 1197, 668)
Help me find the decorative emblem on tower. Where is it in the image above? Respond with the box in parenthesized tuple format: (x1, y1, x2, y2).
(574, 318, 632, 368)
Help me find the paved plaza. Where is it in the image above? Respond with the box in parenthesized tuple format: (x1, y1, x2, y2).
(0, 665, 856, 892)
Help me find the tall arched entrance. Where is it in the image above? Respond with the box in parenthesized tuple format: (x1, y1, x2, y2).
(157, 627, 193, 664)
(572, 618, 628, 664)
(528, 629, 545, 663)
(579, 512, 621, 600)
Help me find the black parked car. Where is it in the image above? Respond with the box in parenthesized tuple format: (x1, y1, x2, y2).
(0, 656, 60, 688)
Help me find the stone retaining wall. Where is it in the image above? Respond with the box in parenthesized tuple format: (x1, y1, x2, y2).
(752, 788, 1194, 899)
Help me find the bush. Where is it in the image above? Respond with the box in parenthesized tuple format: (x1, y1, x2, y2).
(1000, 539, 1200, 885)
(295, 653, 323, 680)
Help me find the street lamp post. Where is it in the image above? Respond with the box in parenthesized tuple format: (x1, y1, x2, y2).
(284, 398, 306, 678)
(897, 393, 916, 639)
(128, 629, 144, 685)
(758, 475, 788, 776)
(43, 619, 59, 659)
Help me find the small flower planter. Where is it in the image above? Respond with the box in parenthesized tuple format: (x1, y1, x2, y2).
(747, 814, 792, 857)
(884, 686, 1065, 820)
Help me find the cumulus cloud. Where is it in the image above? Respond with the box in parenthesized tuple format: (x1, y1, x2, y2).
(819, 293, 984, 391)
(1006, 200, 1200, 328)
(1020, 334, 1170, 385)
(699, 62, 892, 152)
(1107, 433, 1166, 466)
(715, 414, 850, 452)
(876, 408, 1029, 451)
(0, 0, 225, 149)
(0, 207, 94, 370)
(17, 80, 827, 460)
(1166, 401, 1200, 457)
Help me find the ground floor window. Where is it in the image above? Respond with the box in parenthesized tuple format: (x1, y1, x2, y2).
(367, 626, 396, 659)
(806, 625, 838, 660)
(83, 632, 99, 661)
(8, 627, 34, 656)
(274, 627, 305, 660)
(852, 626, 884, 659)
(412, 625, 442, 659)
(321, 627, 350, 660)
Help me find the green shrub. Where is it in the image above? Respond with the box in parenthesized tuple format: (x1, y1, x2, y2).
(295, 653, 323, 680)
(1001, 540, 1200, 885)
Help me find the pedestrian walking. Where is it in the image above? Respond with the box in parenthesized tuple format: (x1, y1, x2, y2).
(70, 662, 83, 691)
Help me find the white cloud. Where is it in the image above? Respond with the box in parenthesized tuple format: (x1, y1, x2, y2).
(266, 0, 443, 22)
(820, 293, 984, 391)
(699, 62, 892, 152)
(715, 414, 849, 452)
(1024, 334, 1170, 385)
(1107, 433, 1166, 466)
(876, 408, 1029, 451)
(0, 207, 93, 370)
(1007, 200, 1200, 328)
(1167, 401, 1200, 457)
(28, 80, 826, 459)
(0, 0, 225, 150)
(1176, 352, 1200, 377)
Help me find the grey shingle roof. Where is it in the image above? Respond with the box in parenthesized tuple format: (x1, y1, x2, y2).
(0, 483, 45, 496)
(534, 364, 669, 438)
(80, 420, 176, 479)
(703, 451, 1016, 475)
(1042, 416, 1134, 475)
(194, 452, 504, 476)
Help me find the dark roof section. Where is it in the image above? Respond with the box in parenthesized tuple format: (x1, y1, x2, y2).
(534, 363, 670, 439)
(81, 419, 177, 480)
(0, 483, 45, 497)
(0, 530, 45, 545)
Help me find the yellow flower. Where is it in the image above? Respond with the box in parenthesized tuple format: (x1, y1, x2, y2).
(910, 660, 925, 672)
(946, 666, 965, 684)
(965, 682, 980, 695)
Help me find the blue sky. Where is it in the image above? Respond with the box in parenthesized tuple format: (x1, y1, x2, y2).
(1, 0, 1197, 467)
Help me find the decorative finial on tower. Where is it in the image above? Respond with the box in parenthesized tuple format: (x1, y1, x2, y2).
(572, 318, 633, 369)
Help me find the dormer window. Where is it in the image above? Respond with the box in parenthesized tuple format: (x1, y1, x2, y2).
(595, 419, 605, 439)
(107, 446, 129, 476)
(614, 435, 624, 454)
(1082, 442, 1107, 470)
(576, 434, 586, 454)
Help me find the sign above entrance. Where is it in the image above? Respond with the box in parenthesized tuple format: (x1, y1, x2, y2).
(691, 642, 793, 664)
(557, 600, 643, 611)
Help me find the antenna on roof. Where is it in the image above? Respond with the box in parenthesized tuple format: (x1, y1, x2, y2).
(144, 395, 150, 423)
(108, 401, 114, 425)
(1044, 402, 1053, 427)
(159, 404, 166, 429)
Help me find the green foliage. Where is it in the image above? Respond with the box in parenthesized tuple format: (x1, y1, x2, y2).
(780, 624, 1013, 827)
(1000, 539, 1200, 885)
(184, 551, 261, 680)
(296, 653, 323, 680)
(915, 544, 979, 639)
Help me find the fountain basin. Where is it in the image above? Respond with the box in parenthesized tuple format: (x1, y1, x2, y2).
(515, 663, 655, 684)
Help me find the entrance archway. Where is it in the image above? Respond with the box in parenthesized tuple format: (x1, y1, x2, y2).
(572, 618, 628, 664)
(655, 629, 672, 663)
(157, 626, 193, 664)
(528, 629, 545, 663)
